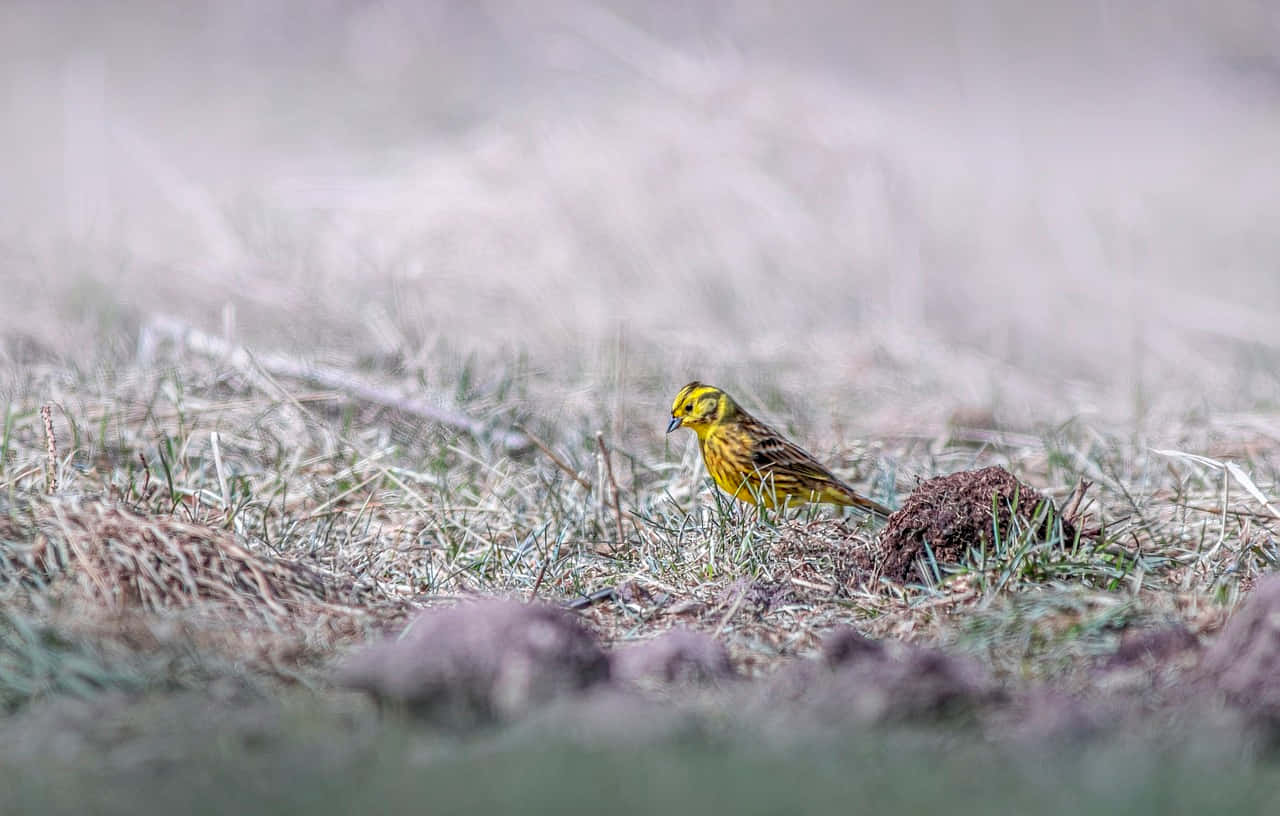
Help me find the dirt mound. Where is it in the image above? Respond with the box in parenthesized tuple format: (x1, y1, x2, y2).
(611, 630, 735, 687)
(337, 600, 610, 724)
(1092, 624, 1203, 700)
(1106, 625, 1200, 669)
(877, 466, 1077, 583)
(998, 688, 1116, 744)
(1199, 574, 1280, 715)
(768, 627, 996, 723)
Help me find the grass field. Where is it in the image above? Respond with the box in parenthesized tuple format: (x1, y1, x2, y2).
(5, 1, 1280, 812)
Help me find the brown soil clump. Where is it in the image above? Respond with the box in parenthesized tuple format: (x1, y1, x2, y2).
(337, 600, 610, 724)
(1095, 624, 1203, 700)
(611, 630, 735, 687)
(876, 466, 1076, 583)
(1104, 624, 1200, 672)
(767, 627, 996, 723)
(1199, 574, 1280, 716)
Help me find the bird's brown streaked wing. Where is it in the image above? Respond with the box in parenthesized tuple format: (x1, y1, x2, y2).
(748, 424, 840, 483)
(749, 420, 893, 515)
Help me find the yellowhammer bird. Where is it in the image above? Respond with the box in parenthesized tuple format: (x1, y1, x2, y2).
(667, 381, 892, 517)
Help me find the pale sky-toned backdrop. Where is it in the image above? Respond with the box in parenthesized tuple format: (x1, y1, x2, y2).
(5, 0, 1280, 435)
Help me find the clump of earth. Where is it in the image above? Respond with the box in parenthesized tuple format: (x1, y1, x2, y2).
(334, 575, 1280, 746)
(875, 466, 1079, 583)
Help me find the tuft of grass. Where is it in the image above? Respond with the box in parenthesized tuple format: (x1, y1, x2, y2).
(0, 602, 263, 713)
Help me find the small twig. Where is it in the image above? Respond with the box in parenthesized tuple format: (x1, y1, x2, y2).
(140, 315, 530, 453)
(1061, 478, 1092, 526)
(40, 405, 57, 494)
(1078, 510, 1141, 537)
(529, 556, 550, 603)
(595, 443, 606, 533)
(299, 470, 385, 521)
(596, 431, 627, 551)
(516, 423, 591, 491)
(712, 583, 750, 638)
(1184, 469, 1231, 591)
(564, 587, 618, 611)
(789, 575, 836, 594)
(1177, 504, 1280, 523)
(906, 589, 979, 612)
(138, 451, 151, 498)
(210, 431, 231, 519)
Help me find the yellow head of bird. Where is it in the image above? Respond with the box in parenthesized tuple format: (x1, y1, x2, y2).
(667, 382, 733, 438)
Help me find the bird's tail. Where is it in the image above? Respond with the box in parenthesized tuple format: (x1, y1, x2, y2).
(828, 481, 894, 518)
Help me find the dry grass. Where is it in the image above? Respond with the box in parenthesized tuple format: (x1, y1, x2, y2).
(3, 320, 1278, 698)
(15, 496, 403, 627)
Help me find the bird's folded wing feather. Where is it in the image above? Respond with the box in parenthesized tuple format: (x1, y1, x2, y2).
(750, 431, 840, 486)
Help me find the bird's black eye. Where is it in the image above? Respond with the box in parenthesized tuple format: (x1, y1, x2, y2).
(684, 402, 693, 412)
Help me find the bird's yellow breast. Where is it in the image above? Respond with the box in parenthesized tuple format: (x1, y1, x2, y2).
(699, 423, 769, 503)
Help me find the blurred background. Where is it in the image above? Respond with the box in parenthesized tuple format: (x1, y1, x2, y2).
(4, 0, 1280, 433)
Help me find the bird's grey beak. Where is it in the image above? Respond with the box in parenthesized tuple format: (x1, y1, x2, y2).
(666, 416, 682, 434)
